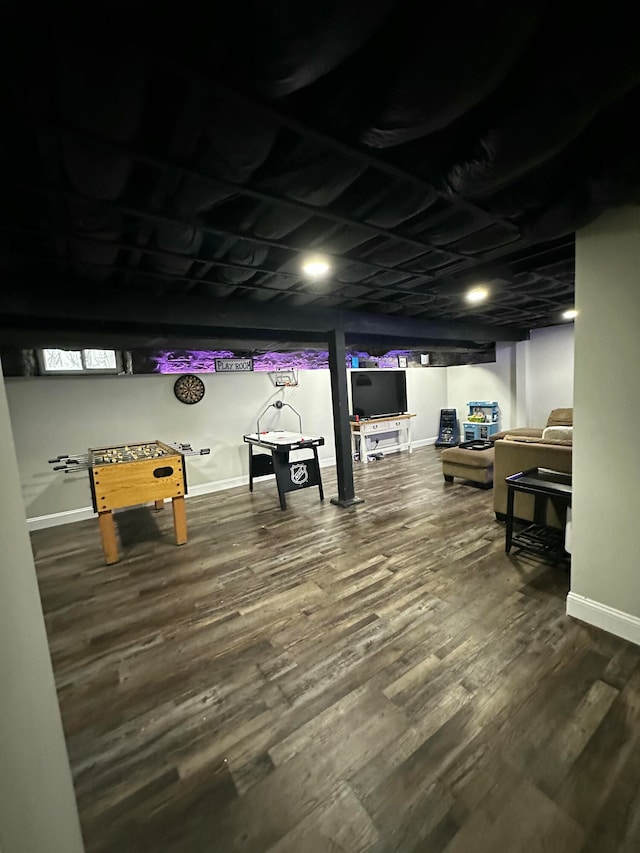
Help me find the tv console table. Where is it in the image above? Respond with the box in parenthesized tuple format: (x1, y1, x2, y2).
(350, 414, 416, 464)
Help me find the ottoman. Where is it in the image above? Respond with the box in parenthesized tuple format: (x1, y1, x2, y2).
(441, 442, 494, 488)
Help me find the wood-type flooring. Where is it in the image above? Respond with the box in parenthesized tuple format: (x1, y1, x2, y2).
(31, 446, 640, 853)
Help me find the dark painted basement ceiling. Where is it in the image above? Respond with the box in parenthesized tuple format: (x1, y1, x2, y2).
(1, 1, 639, 356)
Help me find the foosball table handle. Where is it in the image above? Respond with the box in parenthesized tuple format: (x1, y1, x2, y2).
(172, 443, 210, 455)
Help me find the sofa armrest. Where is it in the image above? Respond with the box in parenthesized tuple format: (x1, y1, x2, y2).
(493, 438, 572, 525)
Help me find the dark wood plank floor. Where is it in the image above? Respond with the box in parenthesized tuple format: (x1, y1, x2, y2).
(31, 446, 640, 853)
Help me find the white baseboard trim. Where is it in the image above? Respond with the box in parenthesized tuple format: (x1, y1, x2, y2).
(186, 475, 248, 497)
(26, 478, 249, 530)
(27, 506, 97, 531)
(26, 445, 440, 531)
(190, 455, 338, 497)
(361, 436, 436, 455)
(414, 437, 437, 448)
(566, 592, 640, 647)
(27, 455, 341, 531)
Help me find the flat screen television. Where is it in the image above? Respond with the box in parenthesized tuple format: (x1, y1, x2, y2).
(351, 371, 407, 419)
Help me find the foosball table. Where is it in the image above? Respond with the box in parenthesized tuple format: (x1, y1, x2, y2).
(49, 440, 209, 565)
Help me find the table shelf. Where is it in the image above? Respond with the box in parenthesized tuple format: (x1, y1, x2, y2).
(510, 523, 569, 563)
(505, 467, 572, 566)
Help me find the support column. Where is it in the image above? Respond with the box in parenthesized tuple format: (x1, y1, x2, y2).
(0, 362, 85, 852)
(328, 329, 364, 508)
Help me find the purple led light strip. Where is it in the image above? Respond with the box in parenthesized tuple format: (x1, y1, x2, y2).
(152, 349, 414, 373)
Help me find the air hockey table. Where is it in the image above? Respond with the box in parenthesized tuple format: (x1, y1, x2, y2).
(243, 430, 325, 510)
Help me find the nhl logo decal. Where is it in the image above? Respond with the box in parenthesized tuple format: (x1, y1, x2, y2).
(290, 462, 309, 486)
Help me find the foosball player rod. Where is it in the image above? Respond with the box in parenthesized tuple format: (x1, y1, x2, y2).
(171, 444, 211, 456)
(49, 453, 88, 465)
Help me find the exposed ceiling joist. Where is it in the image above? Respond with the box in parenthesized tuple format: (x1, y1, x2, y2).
(0, 286, 528, 347)
(4, 0, 636, 352)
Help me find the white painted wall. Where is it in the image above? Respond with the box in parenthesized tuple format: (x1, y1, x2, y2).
(525, 324, 574, 427)
(446, 342, 518, 432)
(445, 330, 574, 433)
(0, 366, 84, 853)
(568, 205, 640, 642)
(406, 366, 448, 441)
(5, 366, 446, 523)
(6, 371, 335, 520)
(5, 329, 576, 527)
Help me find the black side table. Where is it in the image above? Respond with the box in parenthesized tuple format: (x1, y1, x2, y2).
(505, 467, 572, 563)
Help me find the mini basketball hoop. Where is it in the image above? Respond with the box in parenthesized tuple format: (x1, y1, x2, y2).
(269, 369, 298, 387)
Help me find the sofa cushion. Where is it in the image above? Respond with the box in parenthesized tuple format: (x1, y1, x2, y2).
(490, 427, 543, 443)
(542, 425, 573, 442)
(546, 407, 573, 427)
(504, 434, 573, 447)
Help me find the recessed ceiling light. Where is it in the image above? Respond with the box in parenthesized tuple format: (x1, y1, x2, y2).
(466, 286, 489, 304)
(301, 257, 331, 278)
(562, 308, 578, 320)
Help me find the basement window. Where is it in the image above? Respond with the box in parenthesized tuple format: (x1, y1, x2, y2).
(38, 348, 122, 375)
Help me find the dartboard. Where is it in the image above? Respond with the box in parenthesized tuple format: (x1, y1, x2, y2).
(173, 374, 205, 405)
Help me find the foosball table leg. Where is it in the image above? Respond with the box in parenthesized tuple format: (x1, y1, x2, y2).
(172, 496, 187, 545)
(154, 499, 165, 511)
(98, 510, 120, 565)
